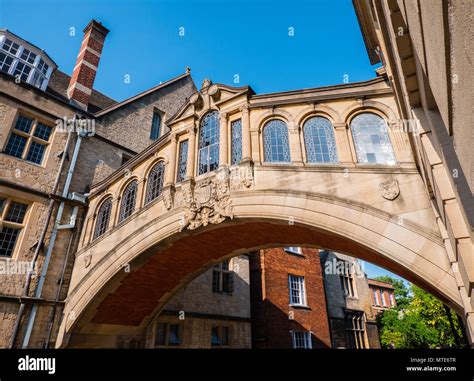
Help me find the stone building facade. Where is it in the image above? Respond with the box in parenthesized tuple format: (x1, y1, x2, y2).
(0, 20, 195, 348)
(320, 251, 380, 349)
(1, 4, 472, 348)
(354, 0, 474, 342)
(147, 256, 251, 349)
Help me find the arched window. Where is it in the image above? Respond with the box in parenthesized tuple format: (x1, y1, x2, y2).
(303, 117, 338, 164)
(119, 180, 138, 222)
(351, 113, 396, 165)
(145, 162, 165, 204)
(263, 119, 290, 163)
(198, 111, 220, 175)
(94, 198, 112, 239)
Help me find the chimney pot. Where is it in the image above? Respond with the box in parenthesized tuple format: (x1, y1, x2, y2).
(67, 19, 109, 110)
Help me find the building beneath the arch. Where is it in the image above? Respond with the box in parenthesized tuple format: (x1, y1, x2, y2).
(0, 7, 472, 348)
(368, 278, 397, 316)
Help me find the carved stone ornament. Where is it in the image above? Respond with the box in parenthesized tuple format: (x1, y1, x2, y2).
(180, 176, 233, 231)
(230, 161, 254, 190)
(0, 103, 7, 121)
(162, 186, 174, 210)
(379, 179, 400, 201)
(83, 254, 92, 268)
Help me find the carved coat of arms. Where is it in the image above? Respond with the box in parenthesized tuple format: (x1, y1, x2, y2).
(180, 177, 233, 231)
(379, 179, 400, 201)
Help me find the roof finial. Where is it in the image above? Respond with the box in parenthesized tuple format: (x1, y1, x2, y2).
(201, 78, 212, 89)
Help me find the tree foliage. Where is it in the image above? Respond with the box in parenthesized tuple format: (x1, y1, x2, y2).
(374, 276, 463, 348)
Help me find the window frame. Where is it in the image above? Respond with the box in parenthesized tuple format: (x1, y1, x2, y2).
(93, 197, 113, 240)
(211, 325, 231, 347)
(262, 119, 291, 163)
(212, 259, 234, 294)
(291, 331, 312, 349)
(0, 196, 30, 258)
(338, 259, 357, 298)
(230, 118, 242, 165)
(3, 113, 54, 166)
(176, 139, 188, 183)
(118, 180, 138, 223)
(197, 110, 220, 176)
(350, 111, 397, 166)
(303, 116, 338, 164)
(288, 274, 307, 307)
(150, 110, 162, 140)
(284, 246, 303, 256)
(344, 310, 367, 349)
(0, 37, 50, 89)
(145, 161, 165, 205)
(154, 321, 183, 347)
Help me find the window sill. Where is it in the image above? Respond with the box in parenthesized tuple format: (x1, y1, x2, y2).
(345, 296, 359, 300)
(284, 250, 304, 257)
(289, 304, 311, 310)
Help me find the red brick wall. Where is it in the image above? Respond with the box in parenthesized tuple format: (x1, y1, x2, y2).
(250, 248, 331, 348)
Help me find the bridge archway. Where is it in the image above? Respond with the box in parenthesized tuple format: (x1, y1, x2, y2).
(57, 189, 460, 348)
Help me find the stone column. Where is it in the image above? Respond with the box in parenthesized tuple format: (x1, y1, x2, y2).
(219, 112, 228, 167)
(240, 104, 251, 162)
(333, 122, 355, 165)
(165, 132, 178, 186)
(186, 124, 197, 178)
(289, 126, 303, 164)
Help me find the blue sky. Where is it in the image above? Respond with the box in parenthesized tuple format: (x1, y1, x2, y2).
(1, 0, 402, 281)
(1, 0, 379, 100)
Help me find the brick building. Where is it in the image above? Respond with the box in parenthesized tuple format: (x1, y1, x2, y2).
(249, 247, 332, 349)
(368, 278, 397, 316)
(320, 251, 380, 349)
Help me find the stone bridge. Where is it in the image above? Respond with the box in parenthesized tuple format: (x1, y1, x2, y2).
(56, 78, 470, 347)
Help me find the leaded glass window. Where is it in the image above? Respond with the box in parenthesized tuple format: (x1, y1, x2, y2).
(345, 310, 366, 349)
(94, 198, 112, 239)
(176, 140, 188, 183)
(351, 113, 396, 165)
(198, 111, 220, 175)
(263, 119, 291, 163)
(231, 119, 242, 165)
(303, 117, 338, 163)
(119, 181, 138, 222)
(0, 199, 28, 257)
(4, 115, 52, 165)
(145, 162, 165, 204)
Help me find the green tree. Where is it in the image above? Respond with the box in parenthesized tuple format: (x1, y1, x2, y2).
(375, 279, 464, 348)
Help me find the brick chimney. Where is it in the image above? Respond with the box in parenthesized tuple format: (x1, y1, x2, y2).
(67, 20, 109, 110)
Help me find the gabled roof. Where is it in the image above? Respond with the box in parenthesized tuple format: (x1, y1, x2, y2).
(93, 72, 194, 117)
(165, 83, 253, 126)
(46, 70, 117, 113)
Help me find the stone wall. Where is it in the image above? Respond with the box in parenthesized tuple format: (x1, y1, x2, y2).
(95, 75, 196, 154)
(320, 251, 379, 348)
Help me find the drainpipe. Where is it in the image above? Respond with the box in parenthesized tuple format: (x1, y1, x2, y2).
(44, 227, 75, 348)
(8, 129, 73, 349)
(21, 129, 86, 348)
